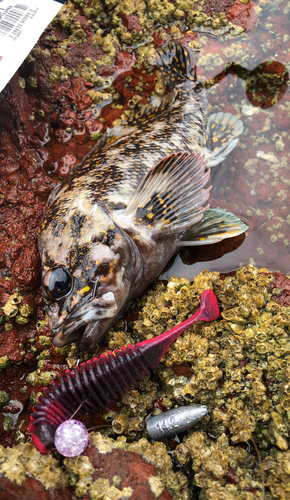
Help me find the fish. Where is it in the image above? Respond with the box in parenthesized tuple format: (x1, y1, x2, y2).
(38, 41, 248, 351)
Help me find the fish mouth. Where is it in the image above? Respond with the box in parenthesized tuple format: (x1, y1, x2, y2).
(52, 323, 85, 347)
(52, 318, 113, 351)
(51, 315, 86, 346)
(50, 292, 120, 350)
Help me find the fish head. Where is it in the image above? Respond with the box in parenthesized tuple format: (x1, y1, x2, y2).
(38, 197, 142, 351)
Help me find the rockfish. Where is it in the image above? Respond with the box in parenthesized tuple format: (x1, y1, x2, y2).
(39, 41, 247, 351)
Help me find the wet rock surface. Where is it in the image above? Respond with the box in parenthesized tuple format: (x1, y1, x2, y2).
(0, 477, 73, 500)
(74, 439, 174, 499)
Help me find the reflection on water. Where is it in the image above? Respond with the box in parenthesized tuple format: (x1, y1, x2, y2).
(162, 2, 290, 280)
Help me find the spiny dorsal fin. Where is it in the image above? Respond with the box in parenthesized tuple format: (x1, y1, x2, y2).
(125, 42, 197, 128)
(121, 152, 210, 234)
(179, 208, 248, 246)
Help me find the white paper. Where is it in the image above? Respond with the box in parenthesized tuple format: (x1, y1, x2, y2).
(0, 0, 64, 92)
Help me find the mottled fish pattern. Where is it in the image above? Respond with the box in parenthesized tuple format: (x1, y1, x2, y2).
(39, 41, 247, 351)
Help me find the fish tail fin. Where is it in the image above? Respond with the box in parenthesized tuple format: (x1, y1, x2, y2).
(205, 112, 244, 167)
(155, 41, 194, 86)
(178, 208, 248, 246)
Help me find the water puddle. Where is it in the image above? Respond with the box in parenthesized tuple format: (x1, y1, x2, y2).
(162, 2, 290, 279)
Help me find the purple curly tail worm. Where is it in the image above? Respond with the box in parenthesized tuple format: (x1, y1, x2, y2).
(29, 289, 219, 453)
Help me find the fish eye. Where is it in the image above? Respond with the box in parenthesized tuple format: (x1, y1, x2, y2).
(46, 267, 72, 300)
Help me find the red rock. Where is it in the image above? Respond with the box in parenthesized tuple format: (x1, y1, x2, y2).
(56, 153, 78, 176)
(84, 445, 172, 499)
(224, 466, 240, 484)
(58, 110, 79, 129)
(73, 15, 88, 31)
(268, 272, 290, 307)
(12, 248, 40, 287)
(0, 476, 73, 500)
(172, 363, 192, 379)
(120, 13, 142, 32)
(168, 436, 180, 450)
(227, 0, 258, 31)
(204, 0, 236, 17)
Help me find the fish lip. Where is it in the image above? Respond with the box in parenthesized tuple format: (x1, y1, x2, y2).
(52, 317, 86, 347)
(79, 320, 104, 351)
(52, 319, 102, 351)
(53, 327, 82, 347)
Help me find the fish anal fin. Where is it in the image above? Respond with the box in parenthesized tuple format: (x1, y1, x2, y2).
(121, 152, 210, 235)
(179, 208, 248, 246)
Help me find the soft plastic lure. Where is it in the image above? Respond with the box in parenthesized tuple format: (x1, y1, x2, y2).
(29, 289, 219, 454)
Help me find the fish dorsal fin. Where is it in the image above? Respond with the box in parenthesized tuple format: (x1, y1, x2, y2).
(126, 89, 179, 127)
(179, 208, 248, 246)
(120, 152, 211, 234)
(74, 90, 180, 172)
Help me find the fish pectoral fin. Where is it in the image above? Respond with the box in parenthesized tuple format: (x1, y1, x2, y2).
(121, 152, 211, 234)
(205, 112, 244, 167)
(178, 208, 248, 246)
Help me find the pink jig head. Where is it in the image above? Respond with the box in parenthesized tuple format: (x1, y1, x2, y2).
(29, 289, 219, 454)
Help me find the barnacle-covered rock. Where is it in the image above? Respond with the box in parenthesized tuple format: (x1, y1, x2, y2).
(103, 266, 290, 497)
(0, 442, 69, 489)
(4, 264, 290, 497)
(66, 432, 187, 499)
(120, 379, 159, 417)
(266, 450, 290, 498)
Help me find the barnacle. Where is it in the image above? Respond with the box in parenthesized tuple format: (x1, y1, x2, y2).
(0, 356, 10, 371)
(15, 315, 29, 325)
(127, 415, 145, 437)
(2, 292, 23, 318)
(0, 391, 9, 406)
(0, 443, 69, 488)
(112, 413, 129, 434)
